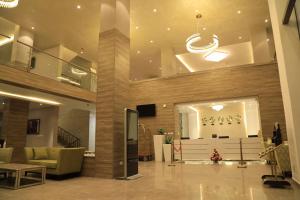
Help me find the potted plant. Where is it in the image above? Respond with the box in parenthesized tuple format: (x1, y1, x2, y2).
(153, 128, 166, 161)
(163, 132, 173, 162)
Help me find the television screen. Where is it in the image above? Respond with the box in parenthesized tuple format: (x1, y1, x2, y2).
(136, 104, 156, 117)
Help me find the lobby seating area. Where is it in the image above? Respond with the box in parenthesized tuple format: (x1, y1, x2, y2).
(24, 147, 85, 176)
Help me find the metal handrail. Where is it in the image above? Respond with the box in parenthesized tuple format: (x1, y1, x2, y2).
(0, 33, 96, 74)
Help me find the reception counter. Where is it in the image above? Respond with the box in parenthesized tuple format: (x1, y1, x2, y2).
(174, 138, 264, 161)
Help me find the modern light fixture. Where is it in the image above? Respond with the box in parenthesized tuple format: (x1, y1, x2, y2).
(0, 0, 19, 8)
(149, 40, 154, 43)
(186, 34, 219, 54)
(0, 35, 14, 46)
(211, 105, 224, 112)
(265, 19, 269, 23)
(153, 8, 157, 13)
(204, 51, 228, 62)
(57, 76, 80, 86)
(167, 27, 171, 31)
(186, 14, 219, 54)
(71, 68, 88, 76)
(76, 5, 81, 9)
(31, 26, 35, 30)
(237, 10, 242, 14)
(0, 91, 61, 105)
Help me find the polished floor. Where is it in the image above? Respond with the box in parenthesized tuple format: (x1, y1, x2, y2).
(0, 161, 299, 200)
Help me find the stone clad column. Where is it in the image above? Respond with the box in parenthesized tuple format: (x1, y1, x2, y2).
(95, 0, 130, 178)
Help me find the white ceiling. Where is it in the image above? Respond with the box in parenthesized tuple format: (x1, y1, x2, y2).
(0, 0, 101, 61)
(130, 0, 271, 79)
(0, 0, 271, 80)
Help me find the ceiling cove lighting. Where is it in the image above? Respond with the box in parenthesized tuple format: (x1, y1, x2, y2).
(211, 105, 224, 112)
(186, 14, 219, 54)
(57, 76, 81, 86)
(0, 91, 61, 105)
(0, 35, 14, 46)
(204, 51, 228, 62)
(0, 0, 19, 8)
(175, 55, 195, 72)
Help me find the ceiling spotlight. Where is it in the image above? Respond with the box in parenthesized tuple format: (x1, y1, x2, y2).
(266, 38, 270, 42)
(167, 27, 171, 31)
(238, 36, 242, 40)
(149, 59, 153, 63)
(80, 48, 84, 54)
(137, 50, 141, 54)
(135, 26, 139, 30)
(39, 103, 43, 106)
(2, 102, 5, 105)
(211, 105, 224, 111)
(153, 8, 157, 13)
(265, 19, 269, 23)
(0, 0, 19, 8)
(237, 10, 242, 14)
(149, 40, 154, 43)
(77, 5, 81, 9)
(31, 26, 35, 30)
(202, 27, 207, 31)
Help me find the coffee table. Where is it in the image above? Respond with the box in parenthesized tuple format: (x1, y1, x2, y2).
(0, 163, 46, 189)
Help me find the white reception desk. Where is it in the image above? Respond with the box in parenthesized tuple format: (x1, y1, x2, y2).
(174, 138, 264, 161)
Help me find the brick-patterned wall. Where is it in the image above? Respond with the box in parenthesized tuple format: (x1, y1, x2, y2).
(95, 29, 130, 178)
(129, 63, 286, 156)
(2, 99, 29, 162)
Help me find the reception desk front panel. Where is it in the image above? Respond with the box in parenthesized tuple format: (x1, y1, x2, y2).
(174, 138, 264, 161)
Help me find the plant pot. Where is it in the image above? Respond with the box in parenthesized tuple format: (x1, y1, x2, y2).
(163, 144, 172, 162)
(153, 135, 165, 161)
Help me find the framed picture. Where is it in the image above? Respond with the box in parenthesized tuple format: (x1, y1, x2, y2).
(27, 119, 40, 135)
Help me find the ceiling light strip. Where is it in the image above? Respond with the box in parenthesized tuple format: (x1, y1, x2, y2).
(0, 91, 61, 105)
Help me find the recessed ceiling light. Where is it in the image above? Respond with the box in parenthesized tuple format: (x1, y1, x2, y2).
(137, 50, 141, 54)
(2, 102, 5, 105)
(135, 26, 139, 30)
(80, 48, 84, 54)
(76, 5, 81, 9)
(265, 19, 269, 23)
(238, 36, 242, 40)
(237, 10, 242, 14)
(266, 38, 270, 42)
(149, 59, 153, 63)
(31, 26, 35, 30)
(153, 8, 157, 13)
(204, 51, 229, 62)
(149, 40, 154, 43)
(202, 27, 206, 31)
(39, 103, 43, 106)
(167, 27, 171, 31)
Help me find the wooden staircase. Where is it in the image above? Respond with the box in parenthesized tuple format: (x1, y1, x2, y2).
(57, 127, 80, 148)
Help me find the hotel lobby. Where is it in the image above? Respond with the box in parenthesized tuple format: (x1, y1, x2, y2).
(1, 0, 300, 199)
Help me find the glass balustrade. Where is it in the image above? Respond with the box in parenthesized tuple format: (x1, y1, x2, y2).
(0, 33, 97, 92)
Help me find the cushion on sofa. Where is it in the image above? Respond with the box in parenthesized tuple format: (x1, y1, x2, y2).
(28, 160, 57, 169)
(33, 147, 48, 160)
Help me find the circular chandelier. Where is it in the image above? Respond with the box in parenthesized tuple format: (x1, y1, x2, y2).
(186, 14, 219, 54)
(0, 0, 19, 8)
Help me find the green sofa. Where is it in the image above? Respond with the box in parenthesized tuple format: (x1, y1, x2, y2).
(0, 148, 13, 164)
(24, 147, 85, 176)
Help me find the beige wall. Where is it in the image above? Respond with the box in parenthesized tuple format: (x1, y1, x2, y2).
(26, 106, 59, 147)
(58, 108, 90, 149)
(198, 103, 247, 139)
(268, 0, 300, 183)
(130, 63, 286, 156)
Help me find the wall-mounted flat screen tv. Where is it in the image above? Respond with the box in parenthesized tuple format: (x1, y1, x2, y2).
(136, 104, 156, 117)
